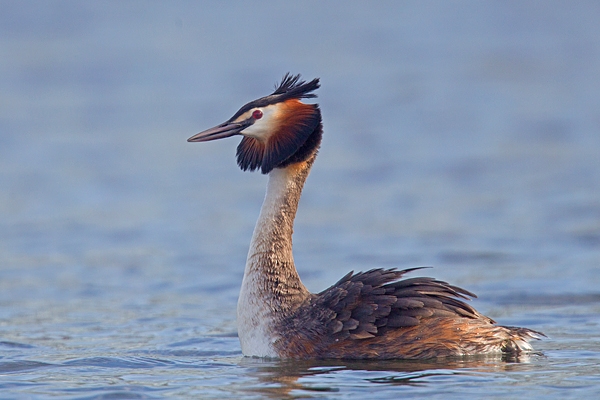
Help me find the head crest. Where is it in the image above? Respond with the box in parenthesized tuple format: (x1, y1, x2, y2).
(271, 73, 320, 101)
(227, 73, 320, 122)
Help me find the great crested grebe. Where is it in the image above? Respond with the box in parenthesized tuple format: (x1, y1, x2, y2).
(188, 74, 544, 359)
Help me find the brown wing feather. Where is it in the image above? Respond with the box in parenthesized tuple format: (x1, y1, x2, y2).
(319, 268, 492, 338)
(275, 268, 543, 359)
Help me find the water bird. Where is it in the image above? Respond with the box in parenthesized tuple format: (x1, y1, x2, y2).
(188, 74, 544, 359)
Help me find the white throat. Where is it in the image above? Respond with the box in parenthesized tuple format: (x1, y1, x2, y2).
(236, 166, 310, 357)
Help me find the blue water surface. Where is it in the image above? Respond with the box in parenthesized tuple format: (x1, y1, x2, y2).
(1, 1, 599, 398)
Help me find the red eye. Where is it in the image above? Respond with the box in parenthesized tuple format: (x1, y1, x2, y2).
(252, 109, 263, 119)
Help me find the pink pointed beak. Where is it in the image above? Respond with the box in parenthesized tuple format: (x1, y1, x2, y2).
(187, 120, 251, 142)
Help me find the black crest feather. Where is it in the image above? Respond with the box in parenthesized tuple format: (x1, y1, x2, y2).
(272, 73, 320, 100)
(228, 73, 320, 124)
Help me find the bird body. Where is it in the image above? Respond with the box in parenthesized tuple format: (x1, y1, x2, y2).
(188, 74, 543, 359)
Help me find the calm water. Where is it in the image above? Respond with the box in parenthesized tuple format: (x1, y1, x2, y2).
(1, 1, 600, 398)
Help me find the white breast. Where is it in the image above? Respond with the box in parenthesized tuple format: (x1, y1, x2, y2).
(237, 268, 279, 357)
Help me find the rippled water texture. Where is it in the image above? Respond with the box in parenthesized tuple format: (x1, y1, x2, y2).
(1, 1, 599, 398)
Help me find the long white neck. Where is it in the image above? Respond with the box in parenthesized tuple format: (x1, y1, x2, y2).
(236, 159, 314, 357)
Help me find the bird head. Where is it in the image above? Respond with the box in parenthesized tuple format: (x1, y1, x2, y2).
(188, 74, 322, 174)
